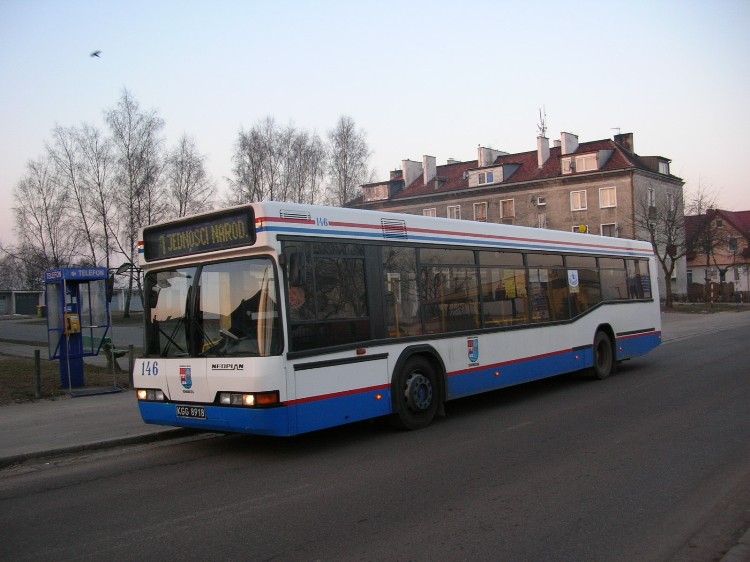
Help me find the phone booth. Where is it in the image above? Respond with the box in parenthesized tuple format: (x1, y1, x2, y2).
(44, 268, 111, 389)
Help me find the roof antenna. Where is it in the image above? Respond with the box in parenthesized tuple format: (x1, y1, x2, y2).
(537, 106, 547, 137)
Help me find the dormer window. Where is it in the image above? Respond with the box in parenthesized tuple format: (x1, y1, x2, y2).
(562, 157, 573, 174)
(658, 160, 670, 175)
(562, 154, 598, 174)
(478, 171, 494, 185)
(575, 154, 597, 172)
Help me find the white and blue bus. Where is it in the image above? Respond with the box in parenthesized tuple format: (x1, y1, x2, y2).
(135, 201, 661, 436)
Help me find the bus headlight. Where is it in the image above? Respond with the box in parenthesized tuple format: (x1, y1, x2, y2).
(137, 389, 165, 401)
(217, 391, 279, 407)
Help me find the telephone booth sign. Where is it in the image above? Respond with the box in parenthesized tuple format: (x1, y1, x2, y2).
(44, 268, 111, 389)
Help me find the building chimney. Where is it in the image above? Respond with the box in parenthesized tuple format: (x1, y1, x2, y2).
(423, 155, 436, 185)
(553, 139, 561, 148)
(561, 132, 578, 155)
(537, 136, 550, 169)
(614, 132, 634, 153)
(401, 159, 423, 187)
(478, 146, 508, 167)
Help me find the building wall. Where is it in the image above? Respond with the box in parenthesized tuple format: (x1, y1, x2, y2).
(372, 172, 637, 234)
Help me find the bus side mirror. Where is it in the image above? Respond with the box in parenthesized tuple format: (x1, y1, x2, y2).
(289, 252, 307, 287)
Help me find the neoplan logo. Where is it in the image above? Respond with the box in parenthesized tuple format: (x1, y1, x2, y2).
(212, 364, 244, 370)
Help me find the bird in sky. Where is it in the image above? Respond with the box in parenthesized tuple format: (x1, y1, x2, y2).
(90, 50, 101, 58)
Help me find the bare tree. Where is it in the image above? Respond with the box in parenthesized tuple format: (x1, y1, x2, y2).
(166, 134, 216, 217)
(231, 124, 267, 204)
(633, 179, 719, 308)
(0, 253, 25, 290)
(105, 89, 166, 316)
(12, 156, 79, 272)
(681, 184, 723, 302)
(76, 123, 117, 270)
(286, 130, 326, 204)
(230, 118, 328, 205)
(326, 115, 371, 206)
(48, 125, 100, 264)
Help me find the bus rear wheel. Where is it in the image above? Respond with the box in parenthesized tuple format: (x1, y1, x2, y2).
(391, 356, 440, 430)
(592, 331, 614, 380)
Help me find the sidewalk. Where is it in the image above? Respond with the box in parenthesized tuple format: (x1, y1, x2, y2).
(0, 309, 748, 470)
(0, 390, 185, 468)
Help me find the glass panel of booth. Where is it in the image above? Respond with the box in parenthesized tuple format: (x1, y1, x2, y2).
(78, 279, 109, 355)
(46, 283, 63, 359)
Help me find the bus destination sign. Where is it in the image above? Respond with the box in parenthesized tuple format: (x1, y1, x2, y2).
(142, 208, 256, 261)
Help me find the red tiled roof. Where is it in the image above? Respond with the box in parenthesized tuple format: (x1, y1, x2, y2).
(383, 136, 679, 202)
(685, 209, 750, 242)
(723, 210, 750, 235)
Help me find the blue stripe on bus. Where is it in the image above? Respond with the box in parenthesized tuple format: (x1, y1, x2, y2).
(292, 387, 392, 434)
(138, 401, 293, 436)
(139, 331, 660, 436)
(138, 387, 392, 437)
(616, 331, 662, 360)
(257, 225, 651, 257)
(447, 330, 661, 399)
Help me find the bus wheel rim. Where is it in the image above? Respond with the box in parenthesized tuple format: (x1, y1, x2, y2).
(405, 373, 433, 411)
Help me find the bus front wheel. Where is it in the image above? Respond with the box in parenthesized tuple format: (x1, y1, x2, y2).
(391, 356, 440, 430)
(592, 331, 614, 380)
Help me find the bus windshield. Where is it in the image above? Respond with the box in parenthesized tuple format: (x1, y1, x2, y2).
(144, 257, 282, 358)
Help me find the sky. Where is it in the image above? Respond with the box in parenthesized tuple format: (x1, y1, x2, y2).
(1, 0, 749, 247)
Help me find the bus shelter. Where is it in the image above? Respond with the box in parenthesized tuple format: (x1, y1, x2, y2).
(44, 268, 112, 390)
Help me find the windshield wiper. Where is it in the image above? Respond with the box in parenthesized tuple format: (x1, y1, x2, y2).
(160, 318, 188, 357)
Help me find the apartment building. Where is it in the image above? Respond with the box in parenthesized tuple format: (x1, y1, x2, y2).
(348, 132, 686, 298)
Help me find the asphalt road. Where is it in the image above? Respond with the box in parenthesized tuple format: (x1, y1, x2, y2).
(1, 324, 749, 561)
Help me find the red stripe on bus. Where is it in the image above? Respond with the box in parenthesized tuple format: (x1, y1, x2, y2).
(286, 383, 390, 406)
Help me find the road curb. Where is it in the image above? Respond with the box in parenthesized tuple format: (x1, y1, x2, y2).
(0, 427, 195, 469)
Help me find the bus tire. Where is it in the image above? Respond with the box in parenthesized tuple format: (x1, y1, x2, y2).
(391, 356, 440, 430)
(592, 330, 614, 380)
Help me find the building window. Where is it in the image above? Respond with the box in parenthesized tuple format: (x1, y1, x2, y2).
(599, 187, 617, 208)
(575, 154, 597, 172)
(537, 213, 547, 229)
(423, 208, 436, 217)
(659, 160, 670, 175)
(729, 237, 738, 253)
(601, 223, 617, 237)
(474, 202, 488, 222)
(561, 157, 572, 174)
(478, 171, 494, 185)
(647, 187, 656, 208)
(447, 205, 461, 220)
(571, 190, 587, 211)
(667, 192, 675, 213)
(500, 199, 515, 221)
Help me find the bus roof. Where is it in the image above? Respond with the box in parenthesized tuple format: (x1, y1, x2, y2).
(254, 201, 654, 258)
(138, 200, 655, 266)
